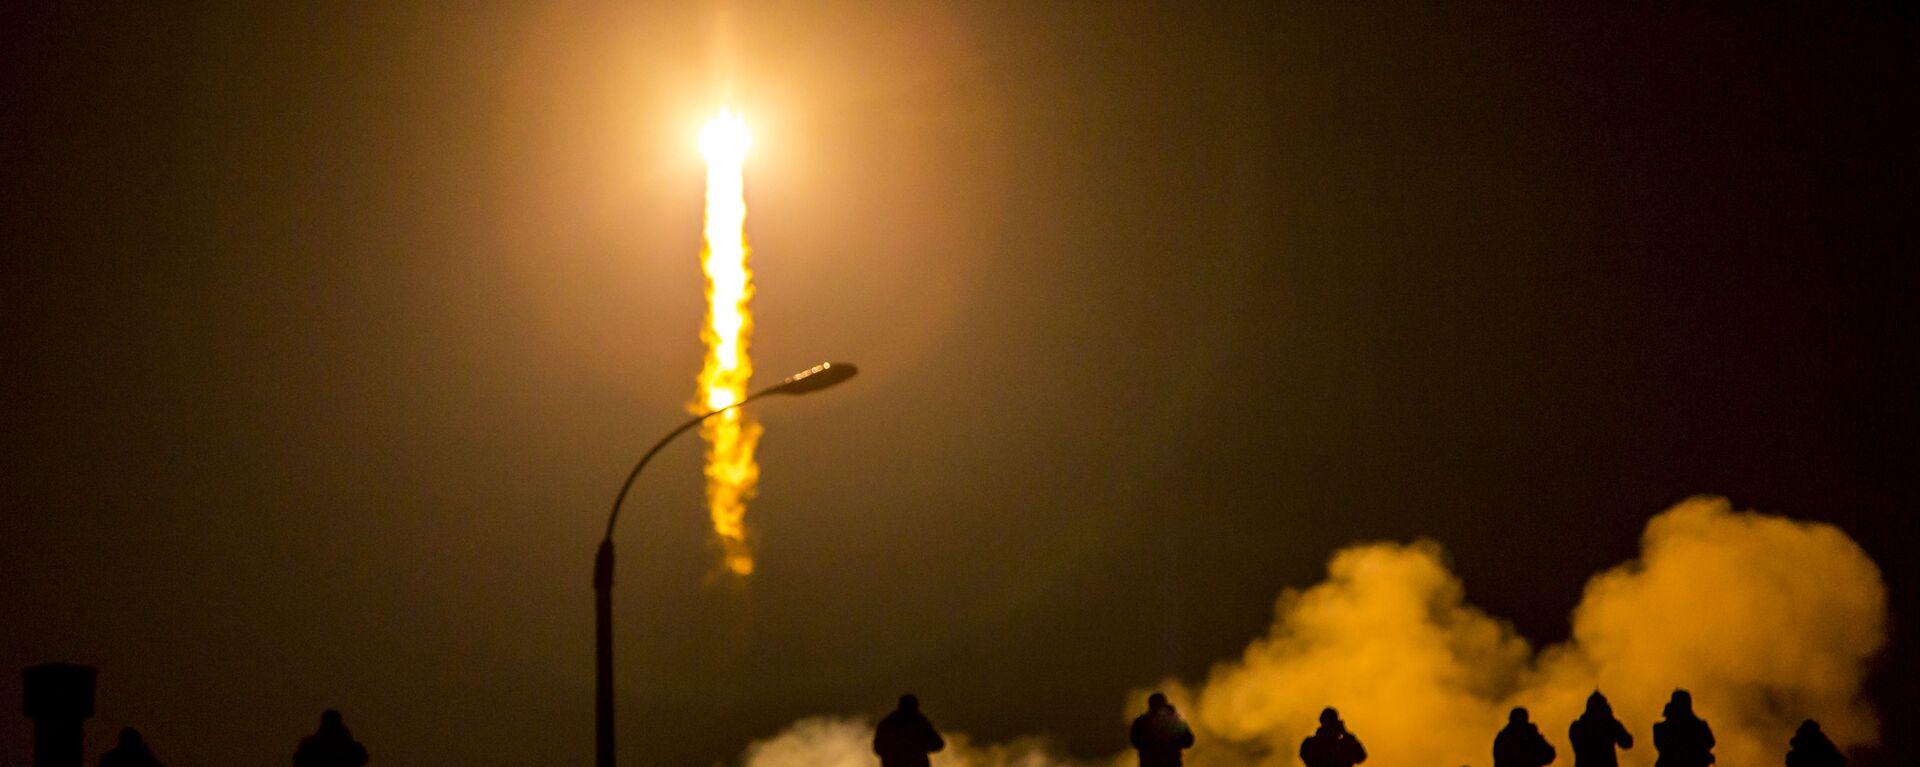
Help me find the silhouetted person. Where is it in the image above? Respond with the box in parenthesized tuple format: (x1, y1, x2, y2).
(1129, 693, 1195, 767)
(1568, 691, 1632, 767)
(1494, 707, 1556, 767)
(1652, 690, 1714, 767)
(1785, 720, 1844, 767)
(873, 694, 945, 767)
(99, 728, 162, 767)
(1299, 707, 1367, 767)
(293, 710, 368, 767)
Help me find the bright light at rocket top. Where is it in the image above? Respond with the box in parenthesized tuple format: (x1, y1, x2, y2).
(695, 110, 762, 576)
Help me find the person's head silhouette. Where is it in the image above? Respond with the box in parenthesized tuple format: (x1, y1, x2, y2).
(1664, 690, 1693, 719)
(1319, 707, 1341, 727)
(898, 694, 919, 713)
(1585, 690, 1612, 717)
(1147, 693, 1170, 711)
(1797, 719, 1822, 737)
(116, 727, 145, 749)
(1509, 707, 1530, 725)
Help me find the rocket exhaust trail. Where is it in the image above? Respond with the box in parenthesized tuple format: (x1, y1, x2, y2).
(695, 111, 761, 576)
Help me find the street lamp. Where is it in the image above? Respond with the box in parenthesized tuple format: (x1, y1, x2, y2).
(594, 361, 858, 767)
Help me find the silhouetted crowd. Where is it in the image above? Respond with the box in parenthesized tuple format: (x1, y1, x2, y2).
(874, 688, 1847, 767)
(94, 709, 368, 767)
(87, 689, 1853, 767)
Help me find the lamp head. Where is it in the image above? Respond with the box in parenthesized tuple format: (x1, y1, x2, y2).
(769, 362, 858, 395)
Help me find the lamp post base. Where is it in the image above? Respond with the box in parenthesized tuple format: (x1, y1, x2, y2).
(594, 539, 615, 767)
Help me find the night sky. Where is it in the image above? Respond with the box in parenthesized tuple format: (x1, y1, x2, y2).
(4, 3, 1914, 766)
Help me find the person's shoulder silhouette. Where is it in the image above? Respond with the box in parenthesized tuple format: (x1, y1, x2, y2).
(873, 694, 944, 767)
(100, 727, 164, 767)
(1568, 691, 1631, 767)
(1299, 707, 1366, 767)
(1651, 690, 1713, 767)
(1493, 707, 1556, 767)
(1785, 720, 1845, 767)
(294, 709, 369, 767)
(1128, 692, 1194, 767)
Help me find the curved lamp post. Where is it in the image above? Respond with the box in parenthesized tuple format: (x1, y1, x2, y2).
(594, 361, 858, 767)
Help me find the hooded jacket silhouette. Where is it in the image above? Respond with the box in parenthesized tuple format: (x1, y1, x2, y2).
(1299, 708, 1367, 767)
(1651, 691, 1713, 767)
(1494, 708, 1556, 767)
(1128, 693, 1195, 767)
(873, 695, 945, 767)
(1568, 692, 1632, 767)
(100, 728, 164, 767)
(1785, 720, 1845, 767)
(294, 710, 368, 767)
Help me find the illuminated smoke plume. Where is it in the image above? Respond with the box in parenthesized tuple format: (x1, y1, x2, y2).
(1518, 497, 1887, 767)
(696, 110, 762, 576)
(738, 498, 1886, 767)
(1174, 540, 1530, 767)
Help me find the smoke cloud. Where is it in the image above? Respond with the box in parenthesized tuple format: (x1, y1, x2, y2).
(740, 497, 1885, 767)
(1524, 497, 1886, 766)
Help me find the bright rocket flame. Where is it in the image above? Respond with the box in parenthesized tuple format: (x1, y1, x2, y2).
(696, 110, 761, 576)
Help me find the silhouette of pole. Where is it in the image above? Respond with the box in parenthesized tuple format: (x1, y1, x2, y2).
(594, 362, 857, 767)
(22, 663, 96, 767)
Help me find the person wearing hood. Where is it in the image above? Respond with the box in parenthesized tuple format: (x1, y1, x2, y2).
(873, 694, 945, 767)
(1569, 691, 1633, 767)
(1652, 690, 1714, 767)
(1129, 693, 1195, 767)
(1494, 707, 1556, 767)
(1299, 707, 1367, 767)
(1785, 720, 1845, 767)
(293, 710, 368, 767)
(100, 727, 164, 767)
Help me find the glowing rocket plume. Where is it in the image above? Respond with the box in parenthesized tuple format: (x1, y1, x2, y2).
(696, 110, 761, 576)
